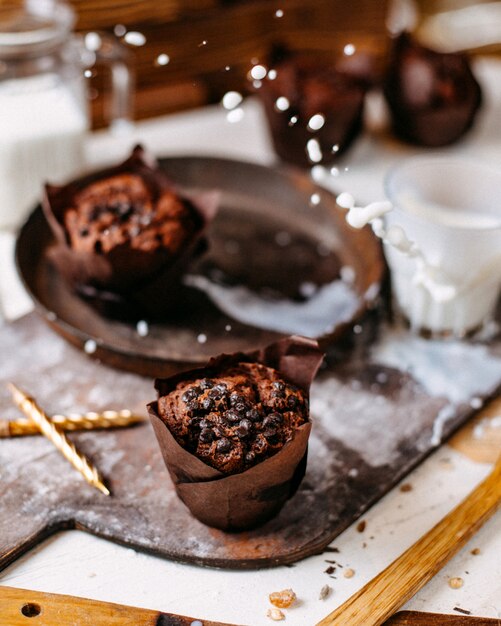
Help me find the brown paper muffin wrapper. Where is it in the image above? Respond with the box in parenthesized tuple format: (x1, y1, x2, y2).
(42, 145, 219, 318)
(148, 335, 324, 531)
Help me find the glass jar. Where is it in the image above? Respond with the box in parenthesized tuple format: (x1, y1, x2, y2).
(0, 0, 133, 229)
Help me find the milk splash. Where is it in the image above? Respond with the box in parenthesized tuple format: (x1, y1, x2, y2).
(336, 192, 457, 303)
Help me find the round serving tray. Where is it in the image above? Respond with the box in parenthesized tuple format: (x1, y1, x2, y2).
(16, 156, 384, 377)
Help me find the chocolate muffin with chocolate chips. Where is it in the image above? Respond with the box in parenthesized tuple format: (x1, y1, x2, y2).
(148, 336, 324, 531)
(157, 362, 309, 475)
(43, 145, 218, 312)
(65, 173, 198, 260)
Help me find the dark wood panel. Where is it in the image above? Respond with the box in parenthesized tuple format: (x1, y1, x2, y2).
(69, 0, 388, 126)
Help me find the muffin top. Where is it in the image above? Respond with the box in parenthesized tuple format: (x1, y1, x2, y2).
(157, 361, 309, 474)
(265, 53, 365, 118)
(63, 173, 200, 256)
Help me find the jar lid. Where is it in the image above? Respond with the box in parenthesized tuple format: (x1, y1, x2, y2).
(0, 0, 74, 58)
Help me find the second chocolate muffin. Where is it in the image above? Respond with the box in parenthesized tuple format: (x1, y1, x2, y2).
(158, 361, 309, 474)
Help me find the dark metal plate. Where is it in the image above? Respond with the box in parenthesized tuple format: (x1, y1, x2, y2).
(15, 156, 384, 377)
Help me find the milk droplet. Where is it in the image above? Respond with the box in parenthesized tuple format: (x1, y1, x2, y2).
(84, 339, 97, 354)
(114, 24, 126, 37)
(330, 166, 339, 176)
(310, 193, 321, 205)
(197, 333, 207, 344)
(300, 282, 317, 297)
(311, 165, 327, 182)
(267, 69, 277, 80)
(332, 144, 340, 153)
(250, 64, 267, 80)
(337, 192, 355, 209)
(84, 70, 92, 78)
(308, 113, 325, 131)
(470, 397, 483, 409)
(275, 96, 290, 111)
(222, 91, 243, 110)
(306, 138, 322, 163)
(288, 115, 298, 126)
(85, 32, 102, 51)
(225, 324, 232, 332)
(275, 9, 284, 17)
(124, 31, 146, 46)
(136, 320, 149, 337)
(344, 43, 356, 56)
(156, 53, 170, 66)
(340, 265, 356, 283)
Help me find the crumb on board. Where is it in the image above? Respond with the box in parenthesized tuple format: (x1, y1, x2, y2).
(269, 588, 296, 609)
(449, 577, 464, 589)
(267, 607, 285, 621)
(470, 548, 480, 556)
(453, 607, 471, 615)
(323, 546, 340, 553)
(344, 568, 355, 579)
(319, 584, 332, 600)
(324, 566, 336, 576)
(399, 483, 413, 492)
(356, 520, 366, 533)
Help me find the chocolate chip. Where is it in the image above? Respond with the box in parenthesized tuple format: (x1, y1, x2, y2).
(215, 383, 227, 393)
(199, 378, 214, 390)
(208, 388, 222, 399)
(202, 397, 214, 411)
(271, 390, 285, 399)
(264, 429, 278, 442)
(93, 240, 103, 254)
(199, 418, 211, 430)
(263, 412, 283, 428)
(235, 419, 252, 439)
(287, 394, 299, 408)
(234, 402, 248, 414)
(246, 408, 261, 422)
(216, 437, 231, 453)
(185, 399, 198, 415)
(230, 393, 246, 407)
(79, 228, 89, 237)
(182, 388, 198, 402)
(273, 381, 286, 392)
(245, 451, 255, 464)
(199, 428, 214, 443)
(224, 409, 240, 424)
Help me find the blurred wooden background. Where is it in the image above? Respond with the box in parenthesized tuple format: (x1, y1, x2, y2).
(67, 0, 388, 127)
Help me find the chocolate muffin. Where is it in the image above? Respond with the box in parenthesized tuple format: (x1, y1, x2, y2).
(43, 146, 218, 315)
(157, 362, 309, 474)
(258, 46, 366, 167)
(65, 173, 198, 259)
(383, 33, 482, 146)
(148, 336, 324, 531)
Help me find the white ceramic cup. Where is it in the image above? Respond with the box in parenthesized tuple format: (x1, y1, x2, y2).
(384, 157, 501, 336)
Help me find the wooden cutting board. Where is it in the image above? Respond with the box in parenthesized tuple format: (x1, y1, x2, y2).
(0, 586, 497, 626)
(1, 311, 501, 571)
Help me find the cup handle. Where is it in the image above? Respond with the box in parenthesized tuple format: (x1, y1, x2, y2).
(73, 31, 134, 133)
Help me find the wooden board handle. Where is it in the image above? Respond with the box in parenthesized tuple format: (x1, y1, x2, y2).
(0, 585, 239, 625)
(318, 455, 501, 626)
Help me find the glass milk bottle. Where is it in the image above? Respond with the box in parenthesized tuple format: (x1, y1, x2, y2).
(0, 0, 132, 230)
